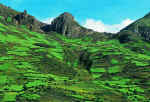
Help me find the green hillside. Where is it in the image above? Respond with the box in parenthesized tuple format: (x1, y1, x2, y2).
(0, 14, 150, 102)
(0, 3, 150, 102)
(120, 12, 150, 41)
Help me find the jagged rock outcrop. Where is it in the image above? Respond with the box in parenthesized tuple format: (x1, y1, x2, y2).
(0, 4, 46, 32)
(14, 10, 46, 32)
(50, 12, 80, 37)
(42, 12, 87, 37)
(41, 12, 110, 38)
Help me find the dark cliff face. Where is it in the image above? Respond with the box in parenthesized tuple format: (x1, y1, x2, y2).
(50, 12, 78, 36)
(41, 12, 86, 37)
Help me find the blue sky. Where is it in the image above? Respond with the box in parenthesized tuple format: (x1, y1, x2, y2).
(0, 0, 150, 33)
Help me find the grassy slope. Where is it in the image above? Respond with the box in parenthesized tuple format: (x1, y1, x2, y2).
(0, 16, 150, 102)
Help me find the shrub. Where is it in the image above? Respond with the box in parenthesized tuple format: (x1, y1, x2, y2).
(7, 17, 12, 22)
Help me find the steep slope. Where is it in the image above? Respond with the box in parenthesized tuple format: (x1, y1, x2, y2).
(0, 16, 150, 102)
(0, 19, 78, 102)
(0, 4, 18, 18)
(13, 10, 46, 32)
(0, 3, 150, 102)
(119, 12, 150, 42)
(0, 4, 46, 33)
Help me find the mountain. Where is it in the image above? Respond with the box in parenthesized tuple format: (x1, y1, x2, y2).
(13, 10, 46, 32)
(0, 4, 112, 39)
(0, 4, 18, 18)
(42, 12, 82, 37)
(118, 12, 150, 42)
(0, 4, 46, 33)
(0, 3, 150, 102)
(41, 12, 112, 39)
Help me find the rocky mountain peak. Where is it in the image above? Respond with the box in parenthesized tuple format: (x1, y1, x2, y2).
(50, 12, 78, 36)
(23, 10, 27, 15)
(41, 12, 111, 38)
(58, 12, 74, 21)
(41, 12, 82, 37)
(51, 12, 76, 27)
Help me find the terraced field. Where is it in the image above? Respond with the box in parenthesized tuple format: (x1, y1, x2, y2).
(0, 16, 150, 102)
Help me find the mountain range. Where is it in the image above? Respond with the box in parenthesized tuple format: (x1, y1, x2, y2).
(0, 3, 150, 102)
